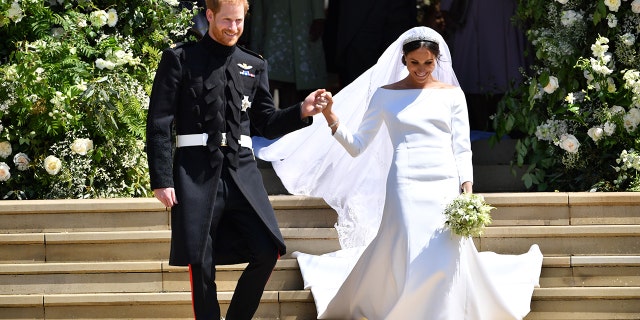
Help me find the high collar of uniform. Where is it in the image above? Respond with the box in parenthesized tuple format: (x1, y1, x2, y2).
(201, 33, 236, 57)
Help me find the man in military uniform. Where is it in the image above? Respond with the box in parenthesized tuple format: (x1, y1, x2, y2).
(145, 0, 328, 319)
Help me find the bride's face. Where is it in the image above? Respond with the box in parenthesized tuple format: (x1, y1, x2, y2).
(404, 47, 437, 86)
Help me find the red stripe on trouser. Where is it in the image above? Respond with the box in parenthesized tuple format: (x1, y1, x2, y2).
(188, 264, 196, 320)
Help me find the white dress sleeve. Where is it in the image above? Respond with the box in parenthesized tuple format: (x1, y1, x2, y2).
(451, 88, 474, 186)
(333, 95, 384, 157)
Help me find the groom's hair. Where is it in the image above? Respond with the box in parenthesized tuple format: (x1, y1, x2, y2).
(206, 0, 249, 14)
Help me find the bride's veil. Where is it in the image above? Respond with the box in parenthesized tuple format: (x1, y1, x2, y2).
(253, 27, 459, 249)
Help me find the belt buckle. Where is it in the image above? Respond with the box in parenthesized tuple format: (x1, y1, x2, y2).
(201, 133, 209, 146)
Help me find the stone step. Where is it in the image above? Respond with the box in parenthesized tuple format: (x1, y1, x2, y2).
(2, 287, 639, 320)
(2, 256, 639, 295)
(2, 225, 640, 263)
(1, 193, 639, 234)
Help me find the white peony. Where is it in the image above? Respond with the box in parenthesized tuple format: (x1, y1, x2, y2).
(106, 8, 118, 27)
(70, 138, 94, 155)
(558, 134, 580, 153)
(604, 0, 621, 12)
(0, 141, 12, 158)
(13, 153, 30, 171)
(44, 155, 62, 175)
(0, 162, 10, 181)
(632, 0, 640, 14)
(587, 127, 604, 142)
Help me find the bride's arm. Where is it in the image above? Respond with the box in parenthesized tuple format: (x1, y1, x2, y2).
(319, 92, 384, 157)
(451, 89, 474, 192)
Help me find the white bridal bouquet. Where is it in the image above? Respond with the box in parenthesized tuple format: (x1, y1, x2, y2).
(444, 193, 494, 237)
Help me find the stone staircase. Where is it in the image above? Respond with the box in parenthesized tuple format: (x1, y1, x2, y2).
(1, 193, 639, 319)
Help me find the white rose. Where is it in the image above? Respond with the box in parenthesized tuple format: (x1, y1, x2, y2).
(587, 127, 604, 142)
(13, 153, 30, 171)
(106, 8, 118, 27)
(89, 10, 108, 27)
(559, 134, 580, 153)
(44, 155, 62, 175)
(0, 141, 12, 158)
(70, 138, 94, 155)
(556, 0, 569, 3)
(0, 162, 10, 181)
(604, 0, 621, 12)
(632, 0, 640, 14)
(544, 76, 559, 94)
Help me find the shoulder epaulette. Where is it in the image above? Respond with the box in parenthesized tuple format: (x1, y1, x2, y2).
(237, 45, 264, 60)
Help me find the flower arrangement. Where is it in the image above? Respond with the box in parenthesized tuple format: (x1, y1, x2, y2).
(493, 0, 640, 191)
(443, 193, 494, 238)
(0, 0, 197, 199)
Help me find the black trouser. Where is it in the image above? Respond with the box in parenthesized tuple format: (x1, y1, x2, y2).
(189, 169, 279, 320)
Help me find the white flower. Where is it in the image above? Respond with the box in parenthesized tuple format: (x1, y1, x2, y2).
(558, 134, 580, 153)
(632, 0, 640, 14)
(76, 81, 88, 91)
(0, 141, 12, 158)
(587, 127, 604, 142)
(624, 108, 640, 132)
(565, 92, 576, 104)
(7, 2, 24, 23)
(621, 33, 636, 46)
(13, 153, 30, 171)
(604, 121, 616, 136)
(556, 0, 569, 4)
(70, 138, 94, 155)
(544, 76, 559, 94)
(95, 58, 116, 70)
(106, 8, 118, 27)
(44, 155, 62, 175)
(610, 105, 626, 115)
(591, 37, 609, 58)
(607, 13, 617, 28)
(561, 10, 582, 26)
(604, 0, 621, 12)
(164, 0, 180, 5)
(89, 10, 108, 27)
(0, 162, 10, 181)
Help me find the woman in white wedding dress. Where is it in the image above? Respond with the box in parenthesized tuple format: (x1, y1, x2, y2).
(254, 27, 543, 320)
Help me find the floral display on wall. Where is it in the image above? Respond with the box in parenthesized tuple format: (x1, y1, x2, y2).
(0, 0, 196, 199)
(493, 0, 640, 191)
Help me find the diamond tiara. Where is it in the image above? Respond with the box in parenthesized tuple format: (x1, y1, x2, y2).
(402, 34, 439, 46)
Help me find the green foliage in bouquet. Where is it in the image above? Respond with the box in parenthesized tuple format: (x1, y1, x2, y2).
(493, 0, 640, 191)
(444, 193, 494, 238)
(0, 0, 198, 199)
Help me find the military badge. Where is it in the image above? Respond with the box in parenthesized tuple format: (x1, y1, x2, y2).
(238, 63, 255, 77)
(241, 95, 252, 112)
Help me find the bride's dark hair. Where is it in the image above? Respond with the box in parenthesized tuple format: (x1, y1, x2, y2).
(401, 40, 441, 65)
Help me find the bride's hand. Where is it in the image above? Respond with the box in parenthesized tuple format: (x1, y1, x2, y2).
(315, 91, 333, 114)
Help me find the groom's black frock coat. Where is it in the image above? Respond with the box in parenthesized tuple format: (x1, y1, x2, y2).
(146, 34, 311, 266)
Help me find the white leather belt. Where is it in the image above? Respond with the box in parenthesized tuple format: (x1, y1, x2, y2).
(176, 133, 252, 149)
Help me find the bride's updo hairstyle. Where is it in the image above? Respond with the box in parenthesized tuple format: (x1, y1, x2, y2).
(401, 39, 441, 65)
